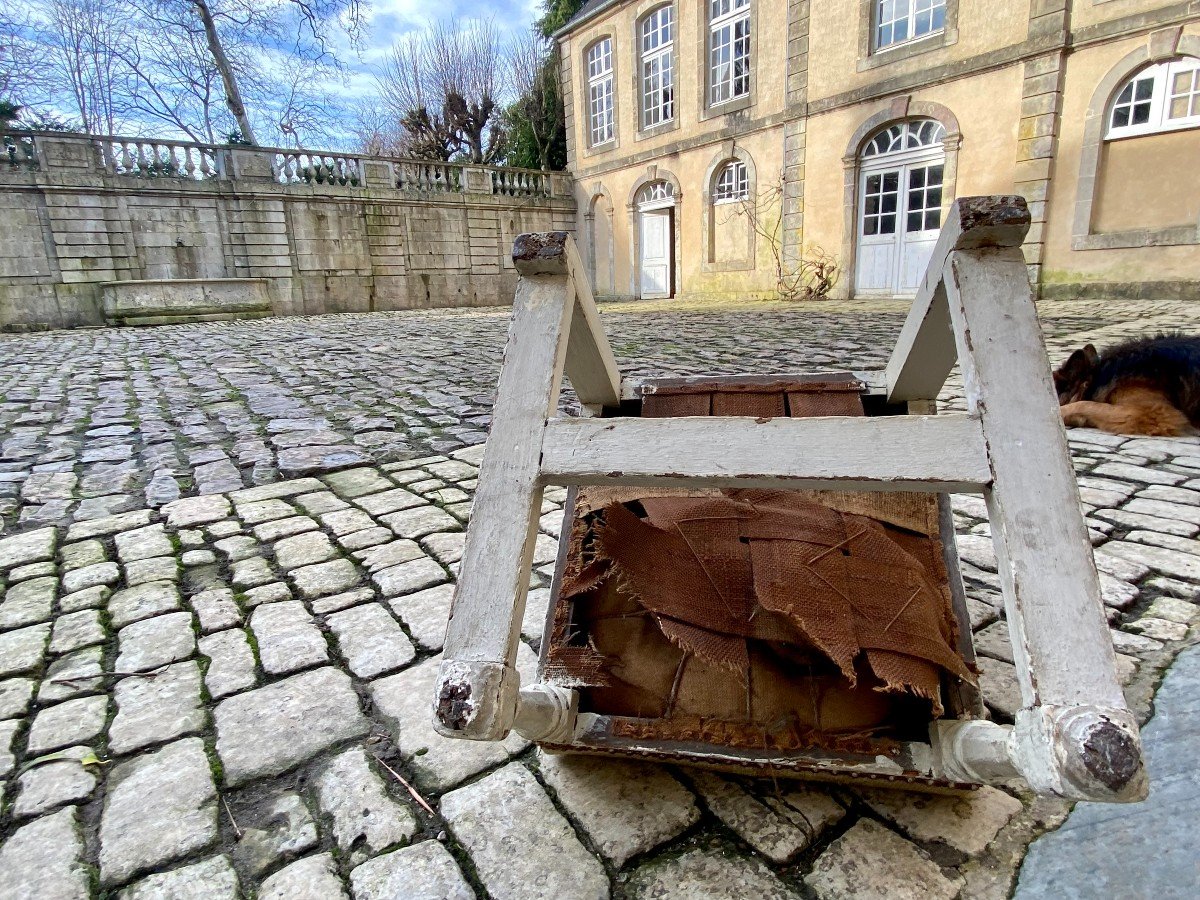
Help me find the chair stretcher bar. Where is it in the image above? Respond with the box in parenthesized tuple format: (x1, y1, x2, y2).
(539, 414, 992, 493)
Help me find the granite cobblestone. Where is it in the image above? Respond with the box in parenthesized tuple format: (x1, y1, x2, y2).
(0, 299, 1198, 897)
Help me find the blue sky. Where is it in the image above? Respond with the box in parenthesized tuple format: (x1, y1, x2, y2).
(329, 0, 545, 119)
(351, 0, 543, 66)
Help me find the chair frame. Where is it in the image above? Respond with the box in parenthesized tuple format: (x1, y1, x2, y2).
(432, 196, 1147, 803)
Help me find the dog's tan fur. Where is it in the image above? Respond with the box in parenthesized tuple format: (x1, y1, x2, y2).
(1053, 334, 1200, 438)
(1059, 384, 1195, 437)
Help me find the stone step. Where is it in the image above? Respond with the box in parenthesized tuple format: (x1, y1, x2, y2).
(101, 278, 272, 327)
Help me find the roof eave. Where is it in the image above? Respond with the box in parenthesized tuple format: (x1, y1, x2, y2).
(551, 0, 626, 41)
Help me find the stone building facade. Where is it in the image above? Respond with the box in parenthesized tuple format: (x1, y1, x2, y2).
(0, 134, 574, 331)
(556, 0, 1200, 301)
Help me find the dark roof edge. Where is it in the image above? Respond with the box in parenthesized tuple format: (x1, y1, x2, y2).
(552, 0, 626, 41)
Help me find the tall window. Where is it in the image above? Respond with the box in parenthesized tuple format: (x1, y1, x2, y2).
(713, 161, 748, 202)
(709, 0, 751, 106)
(587, 39, 614, 146)
(875, 0, 946, 51)
(641, 7, 675, 129)
(1107, 58, 1200, 139)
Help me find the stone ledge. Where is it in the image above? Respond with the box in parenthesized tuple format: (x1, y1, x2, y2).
(101, 278, 273, 327)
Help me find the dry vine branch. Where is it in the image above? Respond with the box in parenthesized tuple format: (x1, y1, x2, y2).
(717, 173, 841, 301)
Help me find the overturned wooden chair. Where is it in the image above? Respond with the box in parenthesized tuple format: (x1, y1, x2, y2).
(433, 196, 1147, 803)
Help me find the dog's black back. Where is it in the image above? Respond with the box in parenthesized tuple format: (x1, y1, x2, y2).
(1086, 333, 1200, 424)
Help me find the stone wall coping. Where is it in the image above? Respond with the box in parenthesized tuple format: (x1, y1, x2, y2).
(98, 278, 272, 288)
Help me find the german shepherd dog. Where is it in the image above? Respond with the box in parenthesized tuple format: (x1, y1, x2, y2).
(1053, 333, 1200, 437)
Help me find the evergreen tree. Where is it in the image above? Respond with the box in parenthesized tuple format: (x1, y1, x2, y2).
(503, 0, 583, 170)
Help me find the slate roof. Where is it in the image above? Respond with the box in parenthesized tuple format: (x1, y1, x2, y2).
(555, 0, 626, 37)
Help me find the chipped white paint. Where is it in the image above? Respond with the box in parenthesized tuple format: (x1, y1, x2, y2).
(540, 415, 991, 492)
(434, 215, 1145, 802)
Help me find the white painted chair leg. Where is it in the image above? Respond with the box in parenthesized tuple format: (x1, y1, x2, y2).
(433, 232, 622, 743)
(433, 236, 577, 742)
(943, 240, 1146, 802)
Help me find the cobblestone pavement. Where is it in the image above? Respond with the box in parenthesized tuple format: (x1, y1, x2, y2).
(0, 298, 1197, 899)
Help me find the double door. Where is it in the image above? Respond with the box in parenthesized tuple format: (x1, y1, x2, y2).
(855, 157, 944, 297)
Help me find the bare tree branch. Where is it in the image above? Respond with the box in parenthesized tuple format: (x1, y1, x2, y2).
(718, 174, 842, 301)
(373, 17, 507, 163)
(1, 8, 47, 110)
(506, 26, 562, 170)
(36, 0, 126, 134)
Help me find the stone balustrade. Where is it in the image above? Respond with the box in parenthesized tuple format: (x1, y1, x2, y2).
(94, 137, 225, 179)
(1, 131, 569, 198)
(0, 130, 576, 331)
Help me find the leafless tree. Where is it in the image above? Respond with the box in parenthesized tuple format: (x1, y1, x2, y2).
(108, 5, 344, 147)
(115, 8, 231, 142)
(41, 0, 125, 134)
(377, 18, 507, 163)
(351, 99, 406, 157)
(7, 0, 358, 144)
(143, 0, 366, 145)
(259, 55, 347, 148)
(1, 9, 42, 112)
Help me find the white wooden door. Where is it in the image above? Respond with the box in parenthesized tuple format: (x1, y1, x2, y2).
(639, 210, 671, 298)
(856, 167, 901, 294)
(856, 160, 944, 297)
(897, 162, 944, 293)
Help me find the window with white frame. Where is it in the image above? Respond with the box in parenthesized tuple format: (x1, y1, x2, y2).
(713, 161, 748, 202)
(1107, 58, 1200, 139)
(641, 6, 675, 129)
(709, 0, 751, 106)
(586, 38, 614, 146)
(875, 0, 945, 51)
(637, 180, 674, 206)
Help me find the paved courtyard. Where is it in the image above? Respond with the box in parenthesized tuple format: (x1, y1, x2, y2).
(0, 297, 1197, 899)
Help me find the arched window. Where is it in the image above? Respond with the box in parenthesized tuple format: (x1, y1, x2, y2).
(1107, 58, 1200, 139)
(709, 0, 750, 105)
(640, 6, 674, 129)
(637, 180, 675, 206)
(713, 161, 748, 203)
(861, 119, 945, 157)
(586, 38, 614, 146)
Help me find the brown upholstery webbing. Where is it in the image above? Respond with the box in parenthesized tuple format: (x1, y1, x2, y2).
(545, 379, 972, 749)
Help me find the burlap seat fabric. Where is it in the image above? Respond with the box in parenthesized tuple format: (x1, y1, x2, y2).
(545, 380, 974, 748)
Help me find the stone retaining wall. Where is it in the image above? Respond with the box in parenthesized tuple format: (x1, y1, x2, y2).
(0, 133, 575, 331)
